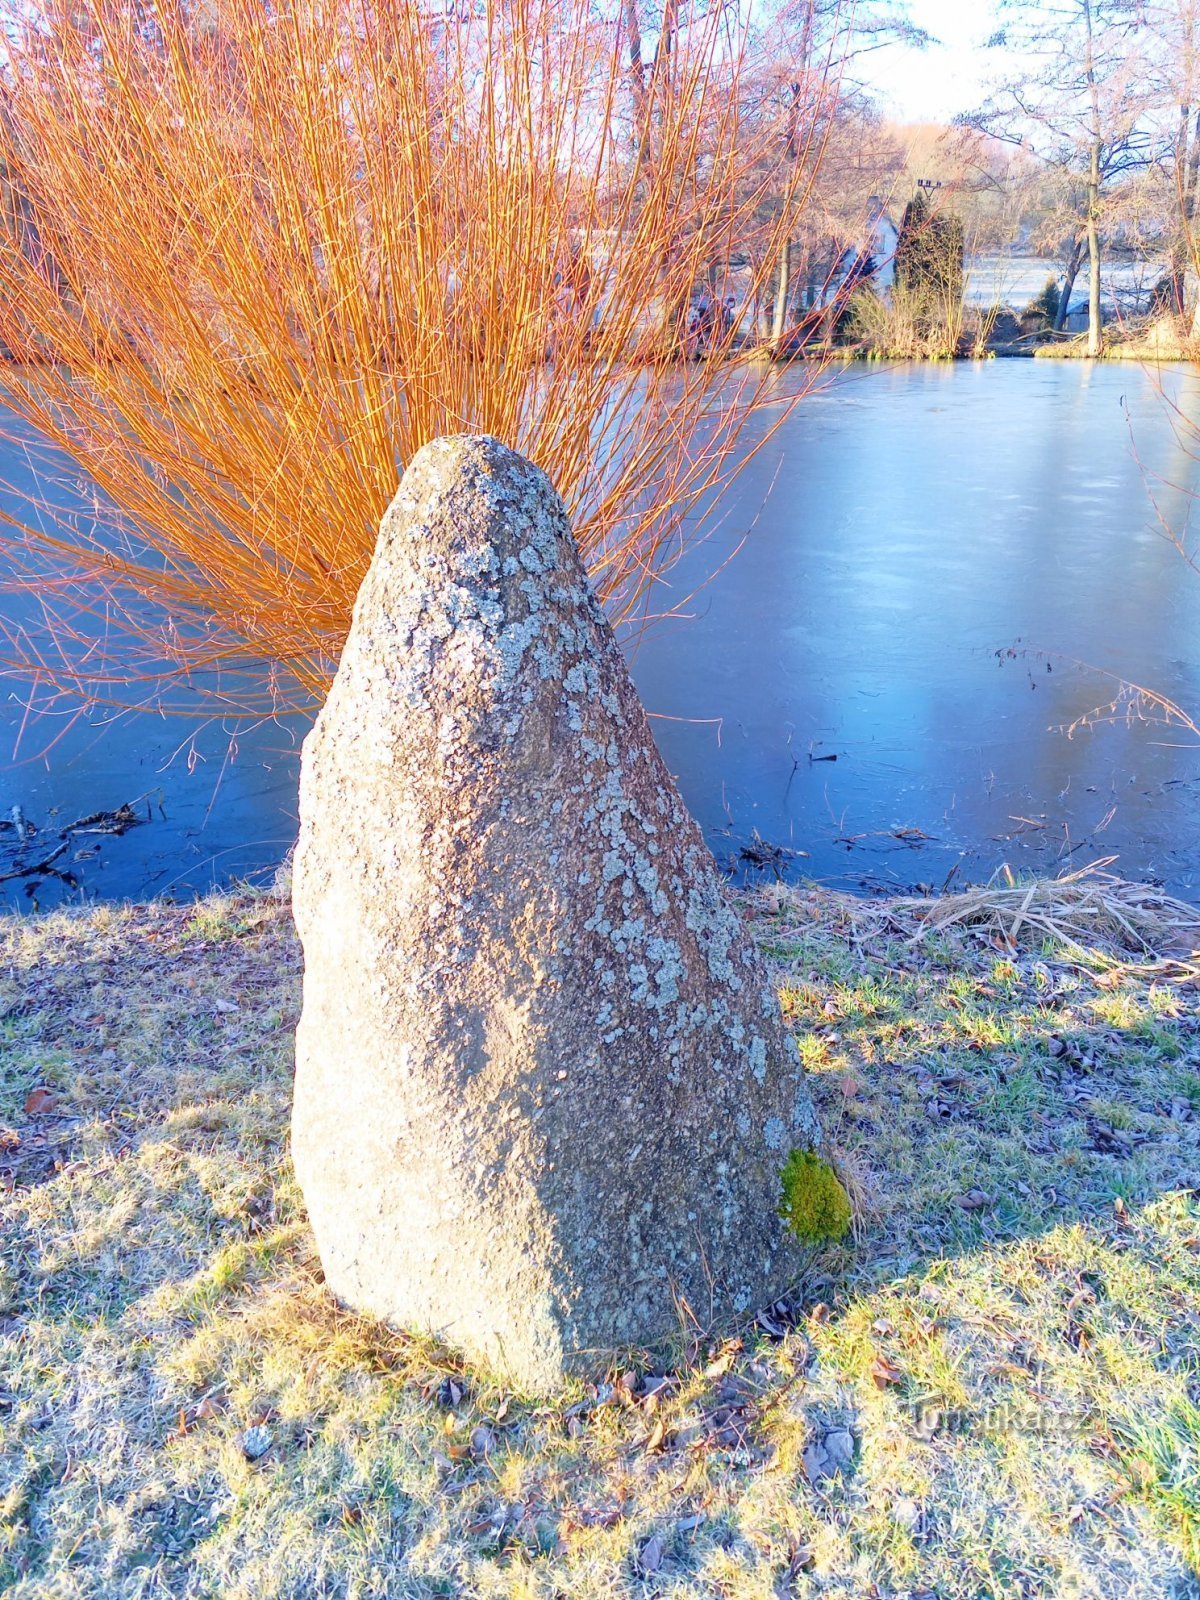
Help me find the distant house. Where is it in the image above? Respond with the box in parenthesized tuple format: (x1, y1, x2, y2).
(819, 197, 899, 308)
(1062, 296, 1121, 333)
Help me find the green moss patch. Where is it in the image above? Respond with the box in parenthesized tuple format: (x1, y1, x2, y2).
(778, 1149, 852, 1245)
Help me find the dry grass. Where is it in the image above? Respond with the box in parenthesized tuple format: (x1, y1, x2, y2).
(865, 864, 1200, 984)
(2, 878, 1200, 1597)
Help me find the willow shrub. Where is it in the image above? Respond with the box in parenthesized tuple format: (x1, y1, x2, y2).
(0, 0, 833, 721)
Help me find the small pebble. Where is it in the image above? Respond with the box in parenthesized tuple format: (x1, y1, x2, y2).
(892, 1496, 921, 1531)
(241, 1425, 273, 1462)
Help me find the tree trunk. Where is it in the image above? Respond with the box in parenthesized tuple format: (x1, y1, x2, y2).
(1168, 102, 1200, 316)
(1184, 107, 1200, 325)
(1054, 237, 1084, 333)
(622, 0, 650, 171)
(1085, 142, 1102, 358)
(771, 236, 792, 356)
(1083, 0, 1103, 359)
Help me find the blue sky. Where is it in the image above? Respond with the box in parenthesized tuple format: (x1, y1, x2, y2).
(863, 0, 1004, 123)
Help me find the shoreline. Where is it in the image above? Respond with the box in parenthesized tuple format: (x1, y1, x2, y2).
(767, 341, 1200, 366)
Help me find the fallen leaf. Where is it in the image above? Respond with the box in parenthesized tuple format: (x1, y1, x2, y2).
(639, 1534, 663, 1574)
(645, 1417, 666, 1454)
(573, 1505, 623, 1529)
(869, 1353, 904, 1389)
(956, 1188, 992, 1211)
(436, 1377, 464, 1408)
(24, 1087, 56, 1116)
(892, 1495, 921, 1531)
(786, 1540, 815, 1573)
(820, 1427, 855, 1474)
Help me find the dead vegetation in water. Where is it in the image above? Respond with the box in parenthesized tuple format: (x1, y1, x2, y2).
(1, 880, 1199, 1597)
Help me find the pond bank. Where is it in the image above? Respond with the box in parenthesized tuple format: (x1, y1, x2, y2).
(2, 878, 1198, 1596)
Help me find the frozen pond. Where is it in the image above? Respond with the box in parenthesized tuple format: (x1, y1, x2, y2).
(2, 359, 1199, 907)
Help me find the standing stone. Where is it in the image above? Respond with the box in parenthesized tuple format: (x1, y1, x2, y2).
(292, 435, 822, 1393)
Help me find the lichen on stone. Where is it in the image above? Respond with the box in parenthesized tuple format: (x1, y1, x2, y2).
(292, 434, 825, 1393)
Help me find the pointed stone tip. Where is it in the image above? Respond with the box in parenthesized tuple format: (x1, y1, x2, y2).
(401, 433, 555, 502)
(384, 433, 569, 572)
(406, 433, 523, 471)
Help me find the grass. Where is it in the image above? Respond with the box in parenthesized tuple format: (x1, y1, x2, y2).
(1, 878, 1199, 1597)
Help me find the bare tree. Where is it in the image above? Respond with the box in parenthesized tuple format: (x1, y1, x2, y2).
(751, 0, 926, 354)
(1141, 0, 1200, 329)
(965, 0, 1152, 355)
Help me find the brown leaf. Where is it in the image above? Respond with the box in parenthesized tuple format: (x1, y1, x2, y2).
(573, 1505, 623, 1529)
(956, 1188, 992, 1211)
(869, 1353, 904, 1389)
(645, 1417, 666, 1454)
(24, 1087, 56, 1116)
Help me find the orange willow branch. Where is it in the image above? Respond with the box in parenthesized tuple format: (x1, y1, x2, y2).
(0, 0, 835, 718)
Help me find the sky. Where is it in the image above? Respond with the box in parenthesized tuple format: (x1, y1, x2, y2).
(863, 0, 1004, 125)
